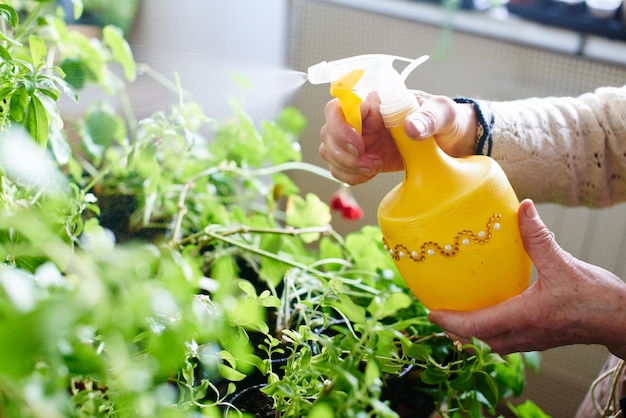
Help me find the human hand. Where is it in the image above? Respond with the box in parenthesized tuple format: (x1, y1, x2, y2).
(428, 199, 626, 360)
(318, 91, 478, 185)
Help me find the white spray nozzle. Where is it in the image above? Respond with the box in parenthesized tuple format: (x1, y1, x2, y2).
(307, 61, 332, 85)
(307, 61, 333, 84)
(307, 54, 429, 127)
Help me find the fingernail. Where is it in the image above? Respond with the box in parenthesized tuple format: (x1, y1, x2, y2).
(345, 143, 359, 157)
(407, 116, 427, 139)
(358, 166, 373, 176)
(523, 199, 537, 219)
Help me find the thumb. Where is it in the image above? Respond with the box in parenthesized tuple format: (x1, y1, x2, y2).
(404, 95, 455, 140)
(518, 199, 568, 276)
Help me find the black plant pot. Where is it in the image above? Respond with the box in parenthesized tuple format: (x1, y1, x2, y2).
(223, 383, 275, 418)
(96, 192, 169, 243)
(382, 365, 437, 418)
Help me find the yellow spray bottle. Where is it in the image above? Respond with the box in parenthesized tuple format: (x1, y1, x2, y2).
(308, 54, 531, 311)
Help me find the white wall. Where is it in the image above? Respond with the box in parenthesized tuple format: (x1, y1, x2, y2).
(127, 0, 290, 122)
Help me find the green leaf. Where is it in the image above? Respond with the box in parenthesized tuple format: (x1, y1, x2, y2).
(232, 297, 268, 333)
(59, 58, 86, 89)
(211, 106, 265, 167)
(217, 363, 247, 382)
(9, 85, 28, 123)
(469, 336, 492, 357)
(285, 193, 331, 243)
(344, 226, 399, 279)
(35, 93, 62, 133)
(49, 73, 78, 102)
(367, 291, 411, 319)
(271, 172, 299, 198)
(260, 120, 301, 164)
(522, 351, 542, 374)
(28, 35, 47, 69)
(406, 343, 430, 362)
(192, 379, 210, 401)
(511, 400, 551, 417)
(261, 295, 281, 308)
(62, 340, 105, 377)
(26, 94, 49, 145)
(259, 258, 289, 289)
(102, 25, 137, 81)
(420, 366, 448, 385)
(48, 124, 72, 165)
(276, 106, 307, 136)
(474, 370, 500, 409)
(36, 84, 60, 102)
(68, 33, 107, 84)
(79, 102, 126, 158)
(238, 280, 257, 298)
(308, 402, 335, 418)
(70, 0, 84, 20)
(0, 45, 12, 62)
(484, 352, 507, 366)
(325, 294, 366, 324)
(0, 298, 77, 378)
(210, 255, 239, 291)
(364, 359, 381, 386)
(258, 232, 291, 287)
(319, 237, 344, 271)
(0, 4, 18, 27)
(449, 368, 475, 391)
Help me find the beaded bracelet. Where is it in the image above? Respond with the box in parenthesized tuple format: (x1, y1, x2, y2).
(452, 97, 494, 156)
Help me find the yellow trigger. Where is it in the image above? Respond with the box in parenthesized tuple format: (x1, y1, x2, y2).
(330, 69, 365, 134)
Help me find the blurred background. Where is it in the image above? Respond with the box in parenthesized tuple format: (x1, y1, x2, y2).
(83, 0, 626, 416)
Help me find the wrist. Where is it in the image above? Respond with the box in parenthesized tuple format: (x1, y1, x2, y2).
(452, 97, 494, 156)
(456, 103, 479, 157)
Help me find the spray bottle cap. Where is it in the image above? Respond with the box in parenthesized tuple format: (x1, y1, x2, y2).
(307, 54, 429, 130)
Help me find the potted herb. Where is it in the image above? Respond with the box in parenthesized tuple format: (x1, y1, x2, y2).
(59, 0, 139, 35)
(0, 1, 548, 417)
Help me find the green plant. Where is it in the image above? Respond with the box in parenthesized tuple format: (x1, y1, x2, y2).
(0, 1, 549, 417)
(61, 0, 139, 34)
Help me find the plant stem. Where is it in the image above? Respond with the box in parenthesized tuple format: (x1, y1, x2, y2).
(82, 149, 134, 192)
(13, 2, 45, 43)
(198, 226, 380, 295)
(169, 160, 345, 244)
(248, 161, 343, 185)
(201, 226, 329, 279)
(138, 63, 193, 101)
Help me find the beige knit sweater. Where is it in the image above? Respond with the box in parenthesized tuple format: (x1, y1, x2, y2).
(483, 84, 626, 208)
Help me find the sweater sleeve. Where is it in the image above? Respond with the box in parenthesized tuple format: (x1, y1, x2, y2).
(482, 85, 626, 208)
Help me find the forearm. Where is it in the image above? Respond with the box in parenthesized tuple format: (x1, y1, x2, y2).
(477, 85, 626, 208)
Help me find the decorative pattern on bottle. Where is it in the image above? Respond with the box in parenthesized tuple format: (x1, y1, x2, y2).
(382, 214, 502, 263)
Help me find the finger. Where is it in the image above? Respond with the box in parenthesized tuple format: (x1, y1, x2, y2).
(319, 125, 359, 168)
(428, 287, 533, 342)
(518, 199, 574, 280)
(404, 95, 456, 140)
(320, 100, 384, 184)
(428, 310, 481, 341)
(326, 164, 374, 186)
(322, 99, 366, 155)
(410, 90, 434, 106)
(318, 141, 380, 185)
